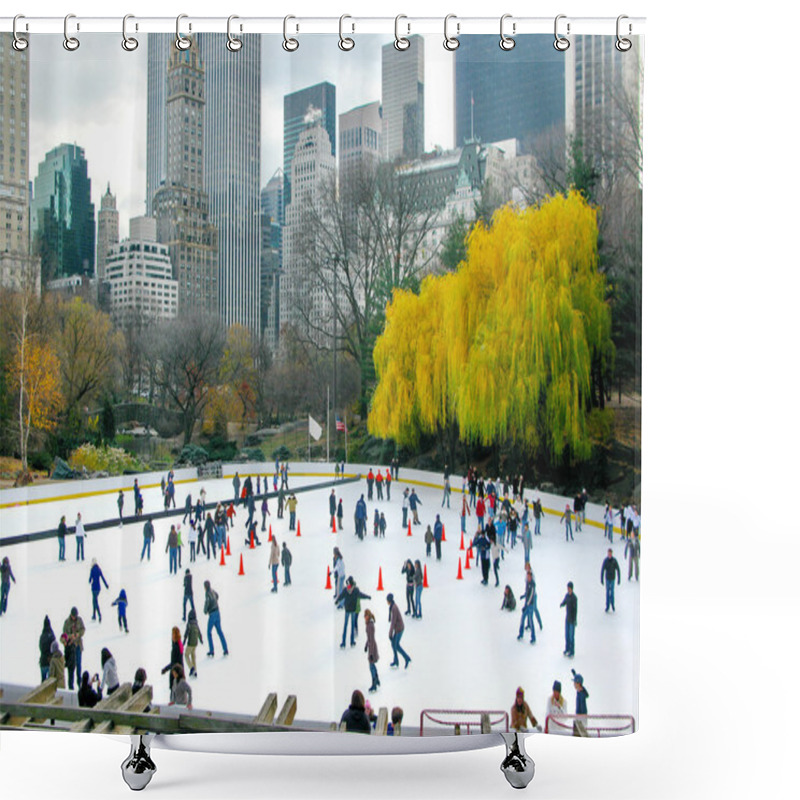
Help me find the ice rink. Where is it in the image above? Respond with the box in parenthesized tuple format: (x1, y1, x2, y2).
(0, 465, 638, 733)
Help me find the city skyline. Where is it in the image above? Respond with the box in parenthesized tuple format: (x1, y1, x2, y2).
(28, 33, 457, 235)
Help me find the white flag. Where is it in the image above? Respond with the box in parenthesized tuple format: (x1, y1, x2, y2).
(308, 415, 323, 441)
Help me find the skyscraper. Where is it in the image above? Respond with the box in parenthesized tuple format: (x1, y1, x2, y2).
(31, 143, 95, 283)
(0, 33, 38, 291)
(382, 35, 424, 162)
(283, 82, 336, 212)
(151, 42, 218, 316)
(96, 184, 119, 282)
(260, 169, 283, 350)
(279, 122, 336, 344)
(565, 35, 643, 182)
(196, 33, 261, 333)
(339, 101, 382, 180)
(453, 35, 565, 152)
(145, 34, 171, 216)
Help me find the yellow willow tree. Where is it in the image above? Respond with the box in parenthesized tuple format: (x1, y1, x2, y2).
(369, 191, 613, 462)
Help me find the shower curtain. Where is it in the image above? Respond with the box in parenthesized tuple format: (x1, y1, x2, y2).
(0, 19, 642, 758)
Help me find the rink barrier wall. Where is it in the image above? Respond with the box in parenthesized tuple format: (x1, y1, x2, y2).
(0, 473, 361, 548)
(0, 460, 623, 539)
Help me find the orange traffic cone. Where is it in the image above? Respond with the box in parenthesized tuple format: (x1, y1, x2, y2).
(249, 528, 255, 549)
(459, 531, 465, 551)
(238, 554, 245, 576)
(456, 557, 464, 580)
(423, 564, 429, 588)
(296, 520, 301, 537)
(332, 516, 337, 533)
(465, 546, 472, 570)
(220, 546, 226, 566)
(325, 566, 332, 590)
(268, 524, 273, 542)
(407, 520, 412, 537)
(442, 524, 446, 542)
(226, 537, 231, 556)
(377, 567, 384, 591)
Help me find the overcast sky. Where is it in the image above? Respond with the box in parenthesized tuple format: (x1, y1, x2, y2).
(28, 34, 454, 234)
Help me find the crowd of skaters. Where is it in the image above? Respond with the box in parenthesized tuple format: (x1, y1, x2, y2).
(3, 458, 639, 732)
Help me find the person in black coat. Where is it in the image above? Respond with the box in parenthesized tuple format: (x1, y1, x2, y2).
(340, 689, 372, 734)
(161, 626, 184, 689)
(78, 670, 102, 708)
(335, 578, 371, 648)
(38, 616, 56, 682)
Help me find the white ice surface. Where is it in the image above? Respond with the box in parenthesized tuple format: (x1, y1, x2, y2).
(0, 468, 638, 735)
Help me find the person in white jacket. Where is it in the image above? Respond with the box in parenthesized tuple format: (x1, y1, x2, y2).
(545, 680, 570, 734)
(75, 513, 86, 561)
(100, 647, 119, 696)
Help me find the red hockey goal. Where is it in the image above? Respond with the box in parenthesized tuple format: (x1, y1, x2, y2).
(419, 708, 509, 736)
(545, 714, 636, 737)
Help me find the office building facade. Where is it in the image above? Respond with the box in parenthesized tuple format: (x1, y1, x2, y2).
(382, 35, 424, 162)
(31, 143, 95, 283)
(96, 183, 119, 282)
(454, 35, 565, 153)
(151, 43, 218, 317)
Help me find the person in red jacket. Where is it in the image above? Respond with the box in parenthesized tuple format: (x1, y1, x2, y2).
(476, 497, 486, 531)
(375, 470, 384, 500)
(366, 469, 375, 501)
(384, 469, 392, 500)
(225, 502, 236, 530)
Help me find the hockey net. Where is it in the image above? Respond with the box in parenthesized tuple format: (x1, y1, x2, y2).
(545, 714, 636, 737)
(419, 709, 509, 736)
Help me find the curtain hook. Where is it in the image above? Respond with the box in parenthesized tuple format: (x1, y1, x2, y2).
(339, 15, 355, 51)
(175, 14, 191, 51)
(227, 15, 243, 52)
(63, 14, 80, 51)
(122, 14, 139, 51)
(554, 14, 570, 51)
(615, 15, 632, 52)
(12, 14, 28, 51)
(499, 14, 515, 51)
(444, 14, 460, 51)
(283, 15, 299, 52)
(394, 15, 410, 51)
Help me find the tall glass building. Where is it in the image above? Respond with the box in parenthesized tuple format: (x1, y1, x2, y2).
(196, 33, 261, 334)
(31, 143, 95, 283)
(283, 82, 336, 213)
(453, 35, 565, 152)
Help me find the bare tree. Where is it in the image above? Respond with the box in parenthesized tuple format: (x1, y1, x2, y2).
(288, 161, 440, 410)
(151, 313, 225, 445)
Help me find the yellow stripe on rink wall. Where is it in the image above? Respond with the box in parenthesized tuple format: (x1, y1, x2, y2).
(2, 469, 627, 536)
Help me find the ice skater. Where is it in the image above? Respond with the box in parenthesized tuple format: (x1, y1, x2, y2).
(100, 647, 120, 696)
(287, 493, 298, 531)
(161, 626, 184, 691)
(117, 490, 125, 525)
(111, 588, 129, 632)
(141, 516, 155, 561)
(376, 469, 384, 500)
(387, 593, 411, 668)
(62, 607, 85, 689)
(336, 577, 371, 648)
(39, 616, 56, 681)
(337, 498, 344, 531)
(510, 687, 541, 732)
(57, 515, 67, 561)
(261, 495, 270, 531)
(183, 609, 203, 677)
(281, 542, 292, 586)
(604, 502, 615, 542)
(333, 548, 346, 606)
(183, 569, 195, 620)
(203, 581, 229, 657)
(166, 525, 180, 575)
(269, 537, 280, 592)
(501, 585, 517, 612)
(402, 559, 416, 616)
(625, 532, 640, 581)
(88, 559, 109, 622)
(560, 504, 574, 541)
(385, 469, 392, 500)
(364, 609, 380, 692)
(560, 582, 578, 657)
(409, 489, 422, 525)
(572, 669, 589, 715)
(0, 556, 16, 615)
(600, 548, 621, 612)
(433, 515, 444, 561)
(517, 567, 537, 644)
(329, 490, 337, 530)
(75, 513, 86, 561)
(413, 560, 424, 619)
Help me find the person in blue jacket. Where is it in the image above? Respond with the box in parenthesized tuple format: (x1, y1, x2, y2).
(409, 489, 422, 525)
(88, 559, 109, 622)
(354, 495, 367, 540)
(111, 588, 129, 632)
(571, 669, 589, 715)
(433, 515, 444, 561)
